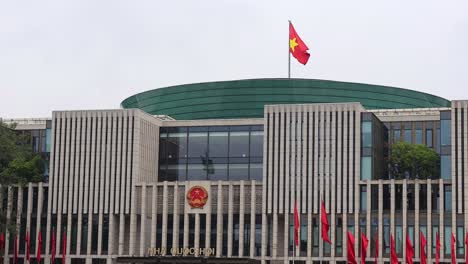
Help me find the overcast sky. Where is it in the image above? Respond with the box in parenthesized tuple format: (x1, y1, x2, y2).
(1, 0, 467, 118)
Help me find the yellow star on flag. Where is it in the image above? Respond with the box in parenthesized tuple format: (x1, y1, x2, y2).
(289, 37, 298, 52)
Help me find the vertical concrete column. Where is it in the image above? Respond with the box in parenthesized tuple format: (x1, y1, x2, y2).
(172, 184, 179, 250)
(250, 181, 256, 258)
(427, 182, 432, 262)
(129, 184, 137, 255)
(194, 213, 200, 256)
(151, 184, 157, 248)
(415, 182, 420, 258)
(216, 182, 223, 257)
(378, 181, 383, 264)
(205, 209, 211, 250)
(36, 183, 44, 257)
(118, 213, 125, 255)
(239, 181, 245, 257)
(3, 188, 13, 264)
(161, 182, 168, 251)
(108, 214, 115, 256)
(26, 184, 33, 258)
(402, 181, 407, 262)
(273, 213, 278, 258)
(140, 184, 147, 256)
(366, 181, 371, 260)
(439, 179, 444, 259)
(227, 184, 233, 257)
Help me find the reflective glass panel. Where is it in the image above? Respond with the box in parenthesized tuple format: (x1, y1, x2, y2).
(249, 163, 262, 181)
(188, 132, 208, 158)
(249, 131, 264, 157)
(229, 131, 249, 157)
(441, 155, 452, 180)
(441, 120, 451, 146)
(444, 185, 452, 212)
(426, 129, 433, 148)
(415, 129, 422, 144)
(167, 132, 188, 162)
(362, 122, 372, 147)
(208, 163, 228, 181)
(186, 164, 207, 180)
(229, 163, 249, 180)
(404, 129, 412, 143)
(208, 131, 228, 158)
(361, 157, 372, 180)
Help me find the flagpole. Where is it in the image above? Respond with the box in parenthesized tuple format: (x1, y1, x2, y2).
(288, 20, 291, 79)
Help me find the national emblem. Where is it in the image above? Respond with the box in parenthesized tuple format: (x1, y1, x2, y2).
(186, 186, 208, 209)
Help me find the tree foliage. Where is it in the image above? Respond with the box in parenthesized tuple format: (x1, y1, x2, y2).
(388, 141, 440, 179)
(0, 120, 45, 235)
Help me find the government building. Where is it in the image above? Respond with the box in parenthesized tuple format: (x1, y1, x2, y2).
(1, 78, 466, 264)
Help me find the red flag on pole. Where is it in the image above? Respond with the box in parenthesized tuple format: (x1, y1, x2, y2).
(294, 201, 300, 247)
(37, 231, 42, 264)
(51, 230, 56, 264)
(390, 234, 398, 264)
(361, 232, 369, 264)
(374, 231, 379, 264)
(436, 232, 440, 264)
(62, 231, 67, 263)
(347, 231, 358, 264)
(289, 22, 310, 65)
(406, 233, 414, 264)
(465, 232, 468, 264)
(26, 231, 30, 262)
(14, 235, 18, 264)
(321, 201, 331, 244)
(451, 233, 456, 264)
(420, 230, 427, 264)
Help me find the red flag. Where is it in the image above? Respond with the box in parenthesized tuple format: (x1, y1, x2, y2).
(62, 231, 67, 262)
(406, 233, 414, 264)
(361, 232, 369, 264)
(436, 232, 440, 264)
(294, 201, 300, 247)
(374, 231, 379, 264)
(347, 231, 358, 264)
(465, 232, 468, 264)
(51, 230, 56, 264)
(321, 201, 331, 244)
(0, 232, 4, 253)
(451, 233, 456, 264)
(37, 231, 42, 263)
(26, 231, 30, 262)
(420, 230, 427, 264)
(390, 234, 398, 264)
(14, 235, 18, 264)
(289, 22, 310, 65)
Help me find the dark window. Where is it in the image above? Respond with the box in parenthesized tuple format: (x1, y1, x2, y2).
(426, 129, 433, 148)
(441, 120, 451, 146)
(415, 129, 422, 144)
(229, 131, 249, 158)
(444, 185, 452, 211)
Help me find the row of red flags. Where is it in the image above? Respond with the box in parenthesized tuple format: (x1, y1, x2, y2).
(295, 201, 468, 263)
(0, 230, 65, 264)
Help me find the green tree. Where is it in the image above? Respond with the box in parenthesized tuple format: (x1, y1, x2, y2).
(0, 120, 45, 236)
(388, 141, 440, 179)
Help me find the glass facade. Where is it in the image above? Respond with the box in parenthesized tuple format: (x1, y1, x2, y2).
(159, 125, 263, 181)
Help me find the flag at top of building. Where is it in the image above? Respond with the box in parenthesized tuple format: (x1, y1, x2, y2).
(289, 21, 310, 65)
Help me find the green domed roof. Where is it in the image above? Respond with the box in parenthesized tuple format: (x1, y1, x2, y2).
(121, 78, 451, 120)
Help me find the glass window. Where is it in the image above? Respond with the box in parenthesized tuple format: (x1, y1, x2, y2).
(444, 226, 451, 255)
(395, 184, 403, 211)
(186, 164, 207, 180)
(229, 131, 249, 157)
(229, 163, 249, 180)
(361, 157, 372, 180)
(167, 164, 186, 181)
(444, 185, 452, 212)
(394, 130, 401, 142)
(457, 226, 464, 255)
(415, 129, 422, 144)
(426, 129, 433, 148)
(407, 185, 415, 211)
(360, 186, 367, 212)
(441, 120, 451, 146)
(371, 185, 378, 211)
(419, 184, 427, 211)
(167, 132, 188, 161)
(249, 163, 262, 181)
(395, 226, 403, 255)
(404, 129, 412, 143)
(431, 184, 440, 211)
(249, 131, 263, 157)
(362, 122, 372, 147)
(432, 226, 439, 257)
(441, 155, 452, 180)
(208, 163, 228, 181)
(188, 131, 208, 158)
(209, 132, 228, 157)
(45, 128, 51, 152)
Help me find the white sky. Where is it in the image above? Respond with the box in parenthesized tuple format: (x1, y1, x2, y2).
(1, 0, 467, 118)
